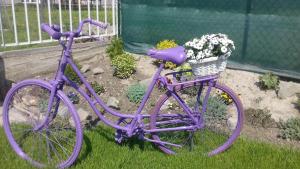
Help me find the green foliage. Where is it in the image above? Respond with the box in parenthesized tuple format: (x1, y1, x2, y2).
(278, 118, 300, 140)
(111, 53, 136, 79)
(90, 81, 105, 95)
(245, 108, 276, 128)
(295, 94, 300, 111)
(126, 84, 147, 103)
(175, 63, 193, 80)
(154, 40, 178, 69)
(205, 96, 228, 122)
(258, 72, 280, 91)
(64, 62, 82, 85)
(106, 37, 124, 59)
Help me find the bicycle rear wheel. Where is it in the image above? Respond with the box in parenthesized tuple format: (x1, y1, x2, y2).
(2, 80, 83, 168)
(150, 82, 243, 156)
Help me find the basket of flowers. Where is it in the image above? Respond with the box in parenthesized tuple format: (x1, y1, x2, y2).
(184, 33, 235, 76)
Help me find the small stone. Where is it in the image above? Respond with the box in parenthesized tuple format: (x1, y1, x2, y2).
(78, 108, 91, 121)
(107, 97, 120, 110)
(278, 81, 300, 99)
(81, 64, 90, 73)
(92, 67, 105, 75)
(57, 104, 69, 118)
(227, 116, 238, 131)
(22, 95, 38, 106)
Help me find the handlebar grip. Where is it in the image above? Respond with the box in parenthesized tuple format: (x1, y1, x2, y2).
(90, 20, 108, 29)
(41, 23, 62, 40)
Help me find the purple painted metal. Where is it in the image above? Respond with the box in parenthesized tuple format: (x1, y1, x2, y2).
(149, 81, 244, 155)
(2, 79, 83, 168)
(147, 46, 187, 65)
(2, 18, 244, 168)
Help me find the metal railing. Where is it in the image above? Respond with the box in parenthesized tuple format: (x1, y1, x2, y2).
(0, 0, 118, 47)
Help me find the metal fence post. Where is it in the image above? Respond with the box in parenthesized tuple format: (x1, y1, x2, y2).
(0, 4, 5, 47)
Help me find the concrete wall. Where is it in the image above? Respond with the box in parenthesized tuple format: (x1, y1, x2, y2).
(0, 41, 107, 100)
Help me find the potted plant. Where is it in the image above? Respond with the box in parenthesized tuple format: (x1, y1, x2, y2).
(184, 33, 235, 76)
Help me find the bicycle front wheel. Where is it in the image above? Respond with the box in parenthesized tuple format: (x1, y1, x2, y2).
(150, 82, 243, 156)
(2, 79, 83, 168)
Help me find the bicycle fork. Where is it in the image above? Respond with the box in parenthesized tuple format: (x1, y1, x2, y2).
(33, 80, 63, 131)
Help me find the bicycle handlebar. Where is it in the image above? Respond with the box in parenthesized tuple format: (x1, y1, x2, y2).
(41, 23, 62, 40)
(41, 18, 108, 40)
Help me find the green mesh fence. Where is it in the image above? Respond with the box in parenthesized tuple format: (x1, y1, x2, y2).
(120, 0, 300, 79)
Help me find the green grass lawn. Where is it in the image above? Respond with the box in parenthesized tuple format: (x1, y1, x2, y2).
(1, 125, 300, 169)
(1, 4, 112, 51)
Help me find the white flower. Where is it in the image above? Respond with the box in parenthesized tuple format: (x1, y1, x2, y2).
(221, 46, 228, 53)
(208, 44, 214, 50)
(186, 49, 194, 58)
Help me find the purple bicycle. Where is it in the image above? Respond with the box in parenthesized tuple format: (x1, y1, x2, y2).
(2, 19, 243, 168)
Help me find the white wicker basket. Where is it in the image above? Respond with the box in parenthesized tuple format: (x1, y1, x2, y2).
(188, 55, 228, 76)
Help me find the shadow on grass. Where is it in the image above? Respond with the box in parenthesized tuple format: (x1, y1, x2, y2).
(74, 134, 93, 165)
(93, 125, 158, 152)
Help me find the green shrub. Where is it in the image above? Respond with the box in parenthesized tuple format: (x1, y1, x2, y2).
(65, 62, 82, 85)
(175, 63, 193, 80)
(111, 53, 136, 79)
(258, 72, 279, 92)
(245, 108, 276, 128)
(126, 84, 147, 103)
(106, 37, 124, 59)
(91, 81, 105, 95)
(154, 40, 178, 69)
(295, 94, 300, 111)
(278, 118, 300, 140)
(205, 96, 227, 123)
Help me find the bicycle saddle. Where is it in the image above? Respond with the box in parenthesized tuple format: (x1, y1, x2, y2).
(147, 46, 187, 65)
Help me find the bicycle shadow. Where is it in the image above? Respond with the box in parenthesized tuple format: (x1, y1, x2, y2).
(93, 125, 157, 152)
(74, 134, 93, 165)
(0, 56, 14, 106)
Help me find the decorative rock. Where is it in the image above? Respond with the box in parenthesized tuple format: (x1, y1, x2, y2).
(81, 64, 91, 73)
(57, 105, 69, 118)
(227, 116, 238, 131)
(278, 81, 300, 99)
(92, 67, 105, 75)
(22, 95, 38, 106)
(107, 97, 120, 110)
(78, 108, 91, 122)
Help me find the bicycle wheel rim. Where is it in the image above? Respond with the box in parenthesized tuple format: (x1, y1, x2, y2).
(3, 80, 83, 168)
(150, 82, 243, 156)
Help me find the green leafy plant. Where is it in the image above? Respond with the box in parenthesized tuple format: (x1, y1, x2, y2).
(175, 63, 193, 80)
(65, 62, 82, 85)
(245, 108, 276, 128)
(126, 84, 147, 103)
(205, 96, 228, 123)
(258, 72, 280, 92)
(106, 37, 124, 59)
(154, 40, 178, 69)
(90, 81, 105, 95)
(295, 94, 300, 111)
(278, 118, 300, 141)
(111, 53, 136, 79)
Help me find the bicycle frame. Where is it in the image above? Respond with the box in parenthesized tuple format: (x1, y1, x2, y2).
(43, 21, 218, 140)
